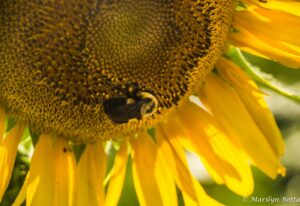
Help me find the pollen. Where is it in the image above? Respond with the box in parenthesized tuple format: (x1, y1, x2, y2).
(0, 0, 235, 142)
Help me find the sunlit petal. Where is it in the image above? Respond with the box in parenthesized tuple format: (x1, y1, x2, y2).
(27, 134, 76, 206)
(164, 103, 254, 196)
(131, 131, 177, 206)
(156, 125, 223, 205)
(201, 74, 282, 178)
(231, 6, 300, 68)
(75, 143, 106, 206)
(0, 108, 5, 141)
(216, 57, 284, 157)
(0, 124, 24, 201)
(245, 0, 300, 17)
(105, 142, 128, 206)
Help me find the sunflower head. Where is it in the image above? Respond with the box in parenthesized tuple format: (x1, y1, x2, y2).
(1, 0, 298, 205)
(0, 0, 235, 142)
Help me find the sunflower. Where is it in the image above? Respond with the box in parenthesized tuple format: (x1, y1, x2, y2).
(0, 0, 298, 205)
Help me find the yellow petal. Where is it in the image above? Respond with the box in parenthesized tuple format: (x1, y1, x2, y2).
(236, 7, 300, 50)
(53, 139, 76, 206)
(27, 134, 76, 206)
(156, 125, 223, 206)
(201, 74, 282, 178)
(0, 108, 5, 141)
(231, 7, 300, 68)
(245, 0, 300, 17)
(0, 124, 24, 201)
(105, 142, 128, 206)
(189, 177, 223, 206)
(166, 102, 254, 196)
(27, 135, 54, 206)
(131, 131, 177, 206)
(75, 143, 106, 206)
(216, 57, 284, 157)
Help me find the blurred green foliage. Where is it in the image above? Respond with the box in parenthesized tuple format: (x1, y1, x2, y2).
(1, 152, 28, 206)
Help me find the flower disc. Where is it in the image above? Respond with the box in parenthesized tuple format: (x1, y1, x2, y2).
(0, 0, 234, 142)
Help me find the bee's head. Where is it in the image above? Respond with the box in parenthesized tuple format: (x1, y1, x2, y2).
(138, 92, 158, 119)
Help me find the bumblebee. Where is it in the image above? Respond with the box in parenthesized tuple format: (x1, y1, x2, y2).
(103, 84, 158, 124)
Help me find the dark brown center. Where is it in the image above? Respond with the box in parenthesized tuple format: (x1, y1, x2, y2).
(0, 0, 234, 142)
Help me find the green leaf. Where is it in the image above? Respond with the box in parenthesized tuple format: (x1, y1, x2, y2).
(5, 117, 16, 133)
(227, 47, 300, 103)
(18, 128, 34, 160)
(72, 143, 86, 163)
(29, 129, 40, 147)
